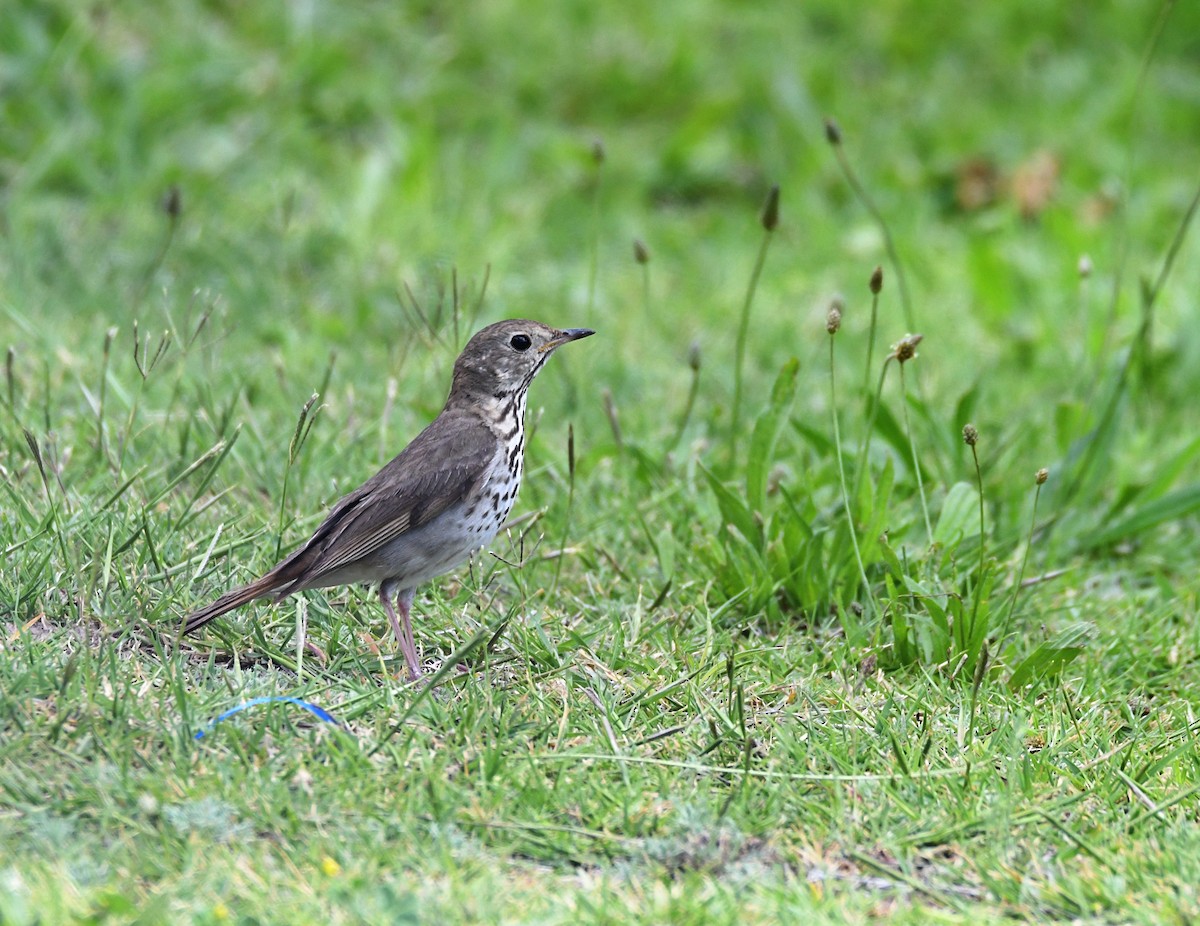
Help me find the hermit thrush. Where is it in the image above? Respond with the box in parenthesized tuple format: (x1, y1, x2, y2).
(182, 320, 594, 680)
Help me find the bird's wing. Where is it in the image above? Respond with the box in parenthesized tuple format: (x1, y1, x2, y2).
(271, 414, 497, 584)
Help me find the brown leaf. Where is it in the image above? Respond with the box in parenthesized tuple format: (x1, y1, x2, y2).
(1011, 149, 1060, 219)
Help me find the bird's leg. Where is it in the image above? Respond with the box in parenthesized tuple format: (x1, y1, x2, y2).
(381, 580, 421, 682)
(396, 587, 419, 680)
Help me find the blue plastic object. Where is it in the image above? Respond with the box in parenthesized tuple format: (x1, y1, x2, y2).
(193, 696, 345, 739)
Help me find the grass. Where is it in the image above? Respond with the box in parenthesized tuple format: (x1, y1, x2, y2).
(3, 0, 1200, 922)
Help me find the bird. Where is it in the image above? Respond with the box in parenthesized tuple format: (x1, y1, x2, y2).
(181, 319, 595, 680)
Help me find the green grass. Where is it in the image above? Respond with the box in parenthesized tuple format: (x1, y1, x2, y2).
(3, 0, 1200, 922)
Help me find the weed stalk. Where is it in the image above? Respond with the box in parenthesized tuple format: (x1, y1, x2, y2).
(862, 265, 884, 410)
(825, 119, 915, 331)
(730, 184, 779, 456)
(136, 185, 182, 305)
(5, 346, 15, 409)
(998, 468, 1048, 643)
(855, 356, 893, 503)
(95, 326, 117, 465)
(670, 341, 702, 451)
(634, 239, 651, 317)
(827, 302, 874, 634)
(893, 336, 932, 544)
(962, 424, 985, 631)
(966, 641, 989, 747)
(587, 140, 605, 320)
(855, 266, 885, 491)
(549, 423, 577, 596)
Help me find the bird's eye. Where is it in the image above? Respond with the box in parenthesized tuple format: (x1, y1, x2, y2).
(509, 334, 532, 352)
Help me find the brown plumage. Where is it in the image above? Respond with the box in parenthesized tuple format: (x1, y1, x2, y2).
(182, 320, 594, 680)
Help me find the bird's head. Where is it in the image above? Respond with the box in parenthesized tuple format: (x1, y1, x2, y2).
(449, 320, 594, 401)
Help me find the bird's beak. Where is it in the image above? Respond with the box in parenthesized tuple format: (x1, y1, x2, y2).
(541, 327, 596, 352)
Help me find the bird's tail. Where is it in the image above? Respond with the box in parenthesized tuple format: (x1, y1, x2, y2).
(181, 573, 289, 636)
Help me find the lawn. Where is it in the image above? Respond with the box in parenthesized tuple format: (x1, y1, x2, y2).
(2, 0, 1199, 922)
